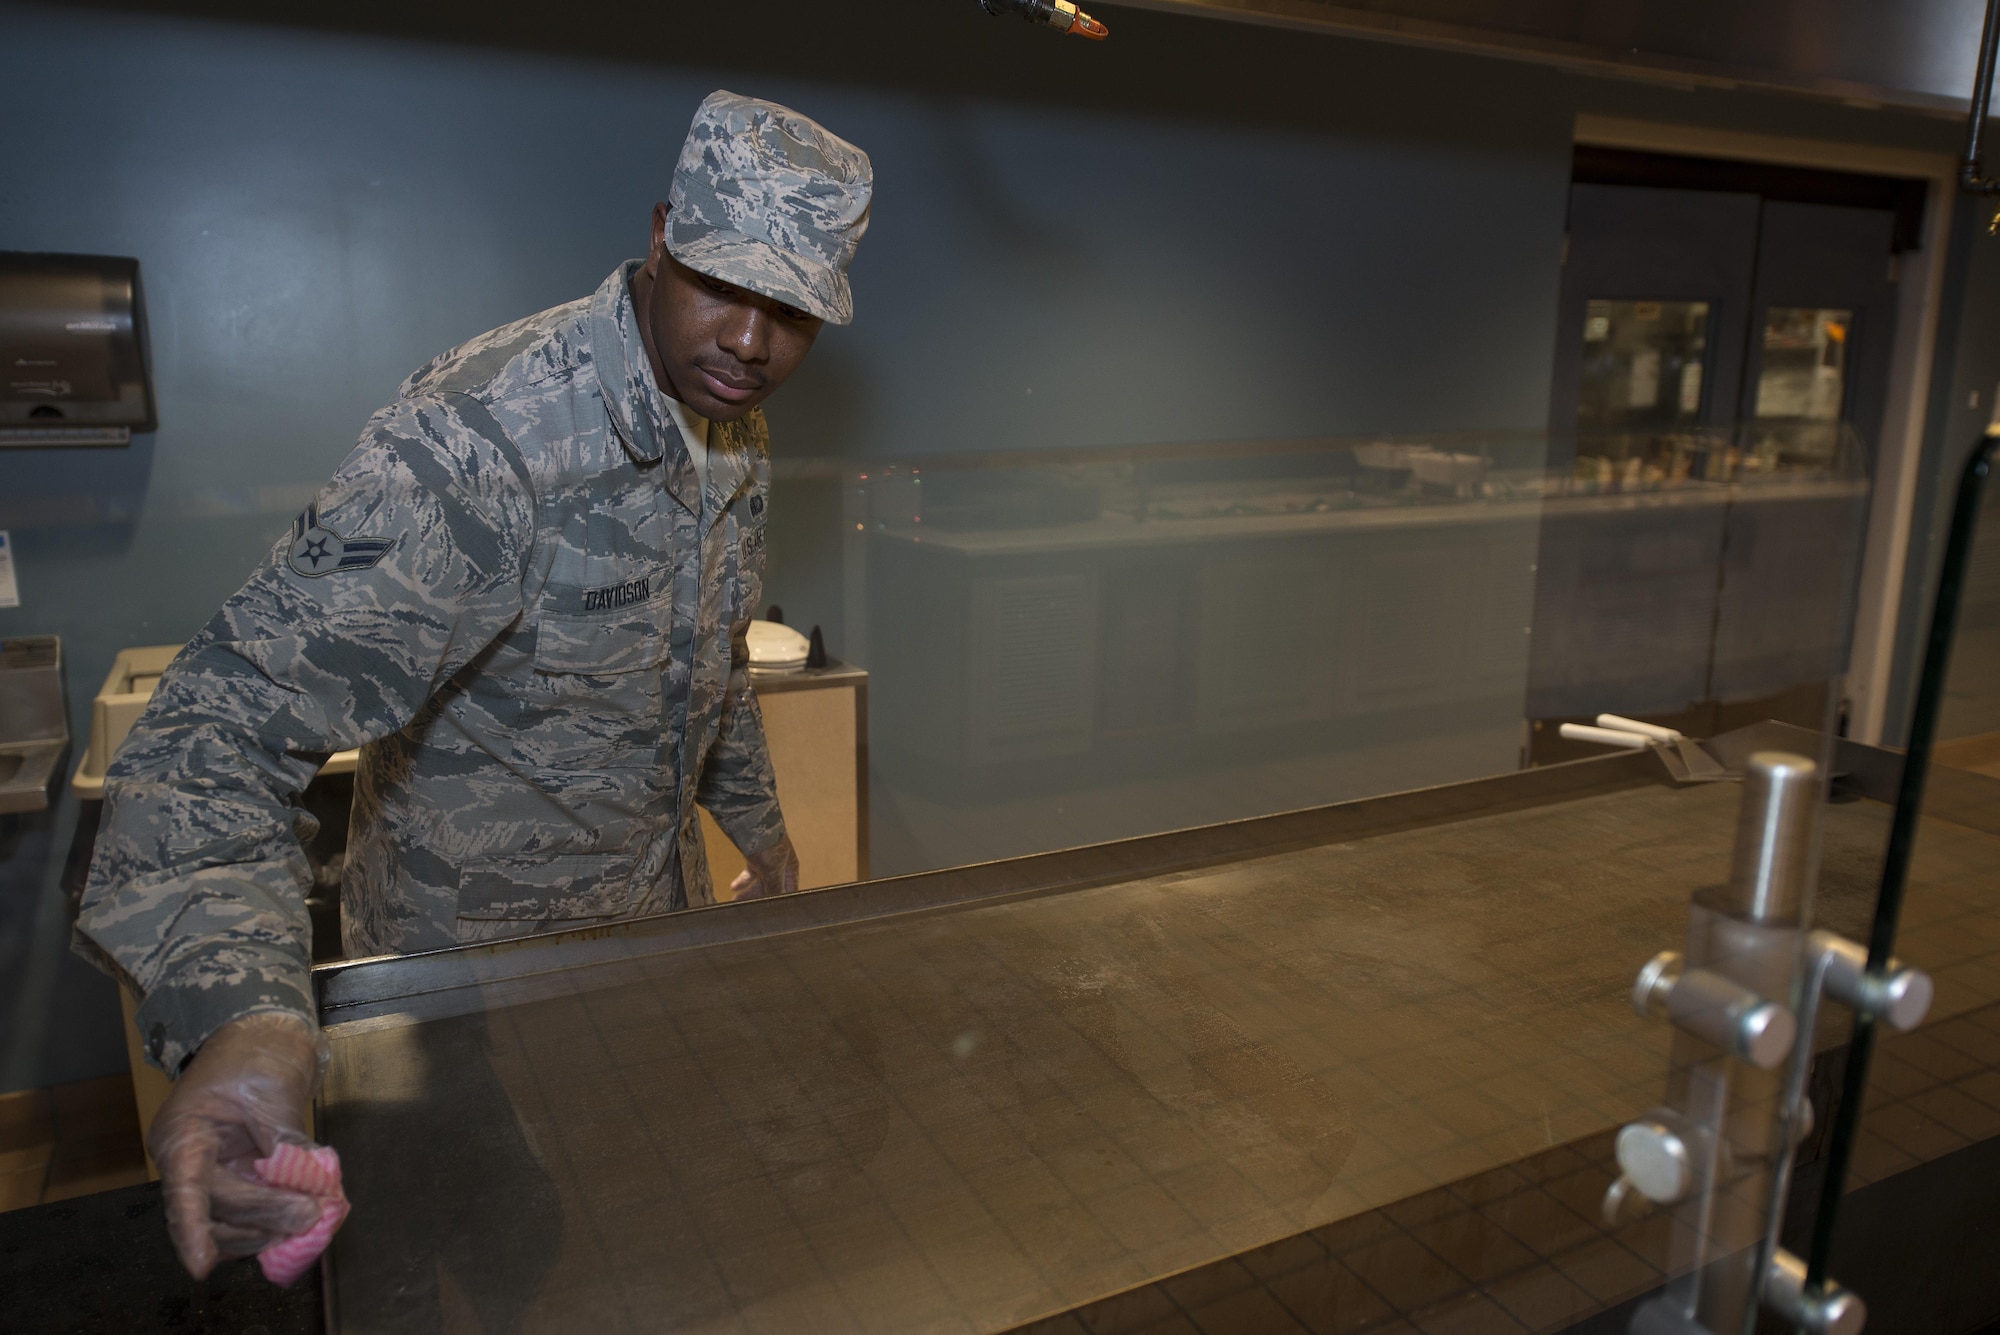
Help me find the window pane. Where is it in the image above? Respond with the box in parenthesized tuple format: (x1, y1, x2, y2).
(1576, 298, 1710, 432)
(1755, 307, 1852, 422)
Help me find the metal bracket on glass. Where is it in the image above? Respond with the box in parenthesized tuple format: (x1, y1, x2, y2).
(1608, 752, 1848, 1335)
(1603, 1109, 1713, 1224)
(1762, 1246, 1866, 1335)
(1601, 953, 1798, 1225)
(1611, 749, 1938, 1334)
(1808, 931, 1933, 1033)
(1630, 950, 1797, 1070)
(1741, 930, 1931, 1335)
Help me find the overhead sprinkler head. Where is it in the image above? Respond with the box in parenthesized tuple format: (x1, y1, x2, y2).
(979, 0, 1109, 40)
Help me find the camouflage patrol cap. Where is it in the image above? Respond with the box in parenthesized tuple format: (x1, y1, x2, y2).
(667, 90, 873, 326)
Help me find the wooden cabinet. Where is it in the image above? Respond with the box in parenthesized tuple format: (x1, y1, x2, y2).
(700, 663, 868, 896)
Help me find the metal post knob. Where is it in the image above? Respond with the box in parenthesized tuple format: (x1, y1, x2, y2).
(1631, 953, 1798, 1070)
(1616, 1118, 1697, 1204)
(1810, 930, 1935, 1032)
(1631, 950, 1683, 1017)
(1764, 1246, 1866, 1335)
(1603, 1108, 1714, 1224)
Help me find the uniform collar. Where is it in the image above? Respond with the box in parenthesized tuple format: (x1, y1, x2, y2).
(590, 260, 671, 466)
(593, 260, 708, 514)
(593, 260, 754, 517)
(705, 415, 753, 515)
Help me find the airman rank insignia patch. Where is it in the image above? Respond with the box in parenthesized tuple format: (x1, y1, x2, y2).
(287, 502, 394, 578)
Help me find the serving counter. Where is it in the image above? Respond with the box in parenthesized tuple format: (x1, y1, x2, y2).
(308, 724, 2000, 1334)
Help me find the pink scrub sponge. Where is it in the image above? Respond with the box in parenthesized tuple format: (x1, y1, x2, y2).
(251, 1142, 350, 1286)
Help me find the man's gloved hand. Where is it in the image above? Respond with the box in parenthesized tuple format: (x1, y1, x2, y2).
(147, 1012, 326, 1279)
(728, 834, 801, 901)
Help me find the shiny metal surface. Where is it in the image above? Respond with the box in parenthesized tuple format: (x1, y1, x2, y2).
(1656, 964, 1797, 1070)
(1628, 746, 1827, 1335)
(1632, 948, 1683, 1016)
(0, 636, 67, 815)
(1727, 751, 1819, 924)
(1116, 0, 1997, 117)
(1813, 929, 1936, 1032)
(315, 747, 1908, 1335)
(0, 637, 64, 743)
(1614, 1117, 1697, 1203)
(1765, 1247, 1868, 1335)
(0, 742, 65, 815)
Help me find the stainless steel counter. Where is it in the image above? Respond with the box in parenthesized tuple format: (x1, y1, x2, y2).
(0, 636, 67, 815)
(311, 731, 1995, 1334)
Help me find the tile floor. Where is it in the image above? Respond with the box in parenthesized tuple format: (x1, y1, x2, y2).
(0, 1073, 148, 1212)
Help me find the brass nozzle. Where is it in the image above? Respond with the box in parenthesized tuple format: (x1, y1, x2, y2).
(1069, 7, 1109, 37)
(1049, 0, 1109, 38)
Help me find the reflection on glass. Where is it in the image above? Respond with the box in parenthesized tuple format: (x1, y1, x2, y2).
(1752, 306, 1853, 461)
(1756, 307, 1851, 422)
(1934, 481, 2000, 764)
(323, 424, 1889, 1335)
(797, 425, 1869, 877)
(1810, 433, 2000, 1309)
(1577, 298, 1710, 434)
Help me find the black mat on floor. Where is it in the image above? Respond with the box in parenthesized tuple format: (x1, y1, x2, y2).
(1, 1180, 321, 1334)
(1559, 1130, 2000, 1335)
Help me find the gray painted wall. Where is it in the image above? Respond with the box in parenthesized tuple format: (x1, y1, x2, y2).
(0, 0, 1976, 1092)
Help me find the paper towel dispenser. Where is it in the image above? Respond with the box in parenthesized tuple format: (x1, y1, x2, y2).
(1, 251, 156, 446)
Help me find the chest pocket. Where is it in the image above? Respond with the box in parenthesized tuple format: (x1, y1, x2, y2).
(532, 569, 671, 675)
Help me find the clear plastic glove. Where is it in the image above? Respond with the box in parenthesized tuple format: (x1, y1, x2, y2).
(727, 834, 801, 901)
(147, 1011, 327, 1279)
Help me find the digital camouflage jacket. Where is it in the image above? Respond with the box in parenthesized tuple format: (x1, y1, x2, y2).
(78, 262, 786, 1073)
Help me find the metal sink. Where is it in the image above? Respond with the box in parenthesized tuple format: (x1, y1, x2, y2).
(0, 636, 67, 814)
(0, 744, 61, 814)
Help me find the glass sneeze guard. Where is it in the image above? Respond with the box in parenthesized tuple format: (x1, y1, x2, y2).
(301, 420, 1962, 1335)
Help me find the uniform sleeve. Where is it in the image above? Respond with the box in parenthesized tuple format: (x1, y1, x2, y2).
(75, 393, 536, 1073)
(696, 625, 788, 859)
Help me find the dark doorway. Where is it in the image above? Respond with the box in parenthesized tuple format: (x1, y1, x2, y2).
(1549, 146, 1922, 471)
(1527, 149, 1922, 762)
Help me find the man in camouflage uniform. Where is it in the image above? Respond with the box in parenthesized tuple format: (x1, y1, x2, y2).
(75, 90, 873, 1280)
